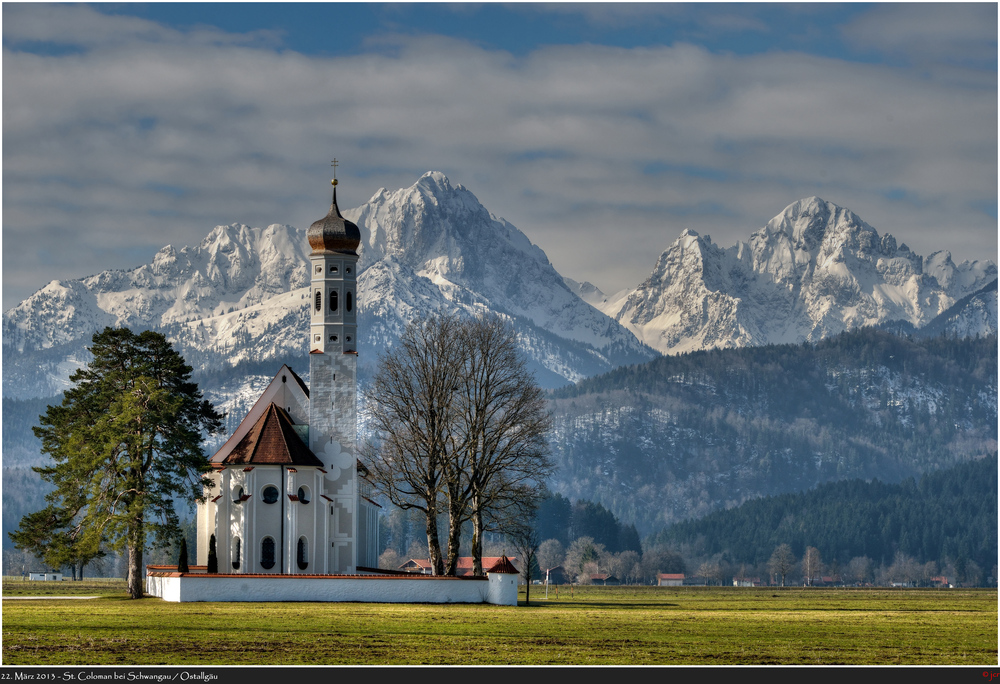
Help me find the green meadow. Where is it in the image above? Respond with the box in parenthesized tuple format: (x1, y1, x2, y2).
(2, 580, 996, 665)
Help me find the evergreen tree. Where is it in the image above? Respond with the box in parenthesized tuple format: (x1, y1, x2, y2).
(208, 534, 218, 574)
(177, 538, 190, 574)
(17, 327, 223, 598)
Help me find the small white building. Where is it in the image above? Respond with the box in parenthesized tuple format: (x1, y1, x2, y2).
(28, 572, 63, 581)
(657, 573, 685, 587)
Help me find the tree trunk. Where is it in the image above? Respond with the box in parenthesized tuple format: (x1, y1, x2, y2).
(471, 506, 485, 576)
(127, 544, 144, 598)
(127, 521, 144, 599)
(425, 503, 445, 576)
(444, 495, 464, 576)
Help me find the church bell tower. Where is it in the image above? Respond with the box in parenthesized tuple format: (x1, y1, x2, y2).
(306, 161, 361, 573)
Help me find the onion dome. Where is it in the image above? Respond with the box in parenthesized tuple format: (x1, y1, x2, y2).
(308, 180, 361, 255)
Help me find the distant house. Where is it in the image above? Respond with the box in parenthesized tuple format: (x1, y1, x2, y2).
(590, 574, 620, 586)
(544, 566, 571, 585)
(733, 576, 762, 587)
(658, 573, 684, 586)
(28, 572, 63, 581)
(929, 575, 952, 588)
(399, 558, 433, 574)
(400, 557, 518, 576)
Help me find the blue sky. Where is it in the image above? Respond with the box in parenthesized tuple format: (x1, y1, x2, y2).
(3, 3, 997, 309)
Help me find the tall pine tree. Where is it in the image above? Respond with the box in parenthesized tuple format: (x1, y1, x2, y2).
(16, 328, 223, 598)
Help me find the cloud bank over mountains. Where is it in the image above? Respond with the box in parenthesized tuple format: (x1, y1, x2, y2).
(3, 3, 996, 310)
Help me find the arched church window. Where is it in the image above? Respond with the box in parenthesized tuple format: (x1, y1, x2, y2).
(346, 291, 353, 312)
(297, 537, 309, 571)
(260, 537, 276, 570)
(330, 290, 338, 312)
(232, 537, 241, 570)
(297, 486, 310, 505)
(262, 486, 279, 504)
(315, 290, 322, 312)
(233, 487, 244, 504)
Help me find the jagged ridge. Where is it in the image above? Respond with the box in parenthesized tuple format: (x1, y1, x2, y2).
(598, 197, 996, 354)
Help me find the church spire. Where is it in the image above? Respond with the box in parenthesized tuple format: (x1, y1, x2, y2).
(307, 160, 360, 255)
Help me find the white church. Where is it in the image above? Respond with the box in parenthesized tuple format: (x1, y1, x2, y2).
(195, 176, 380, 574)
(149, 175, 518, 605)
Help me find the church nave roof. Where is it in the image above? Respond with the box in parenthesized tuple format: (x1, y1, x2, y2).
(221, 402, 323, 467)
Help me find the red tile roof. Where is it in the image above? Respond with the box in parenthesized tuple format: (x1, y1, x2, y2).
(221, 403, 323, 467)
(401, 556, 519, 576)
(487, 556, 519, 575)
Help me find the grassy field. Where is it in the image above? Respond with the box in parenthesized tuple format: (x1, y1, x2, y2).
(2, 581, 996, 665)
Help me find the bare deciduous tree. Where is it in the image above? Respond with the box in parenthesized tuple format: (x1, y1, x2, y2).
(768, 544, 796, 587)
(507, 519, 539, 604)
(455, 314, 553, 575)
(363, 315, 464, 576)
(802, 546, 822, 586)
(537, 538, 565, 574)
(565, 536, 605, 582)
(364, 313, 552, 576)
(846, 556, 873, 586)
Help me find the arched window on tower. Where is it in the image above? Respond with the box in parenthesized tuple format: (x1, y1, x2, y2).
(315, 290, 322, 312)
(346, 291, 353, 312)
(330, 290, 338, 312)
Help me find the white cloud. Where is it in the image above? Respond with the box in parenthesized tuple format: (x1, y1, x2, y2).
(2, 6, 996, 310)
(841, 3, 998, 68)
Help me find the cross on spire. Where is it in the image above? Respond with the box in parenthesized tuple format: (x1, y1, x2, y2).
(331, 158, 339, 179)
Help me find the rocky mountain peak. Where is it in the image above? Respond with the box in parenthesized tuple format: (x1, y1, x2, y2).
(759, 197, 874, 255)
(4, 172, 655, 397)
(597, 197, 996, 354)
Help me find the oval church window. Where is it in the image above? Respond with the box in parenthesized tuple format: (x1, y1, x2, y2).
(262, 486, 279, 504)
(297, 486, 310, 504)
(260, 537, 276, 570)
(297, 537, 309, 571)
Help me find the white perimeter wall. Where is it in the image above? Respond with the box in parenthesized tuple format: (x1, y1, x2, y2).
(147, 573, 518, 606)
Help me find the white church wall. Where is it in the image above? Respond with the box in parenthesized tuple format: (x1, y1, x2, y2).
(147, 572, 519, 606)
(252, 467, 282, 573)
(197, 470, 221, 565)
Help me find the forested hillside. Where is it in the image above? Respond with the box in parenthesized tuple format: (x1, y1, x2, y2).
(650, 454, 997, 584)
(548, 329, 997, 535)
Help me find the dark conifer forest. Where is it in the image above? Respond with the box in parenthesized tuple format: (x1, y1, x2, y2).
(650, 453, 997, 574)
(549, 329, 997, 534)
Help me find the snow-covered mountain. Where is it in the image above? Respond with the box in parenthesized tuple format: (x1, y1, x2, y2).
(597, 197, 997, 354)
(2, 172, 655, 405)
(879, 278, 999, 339)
